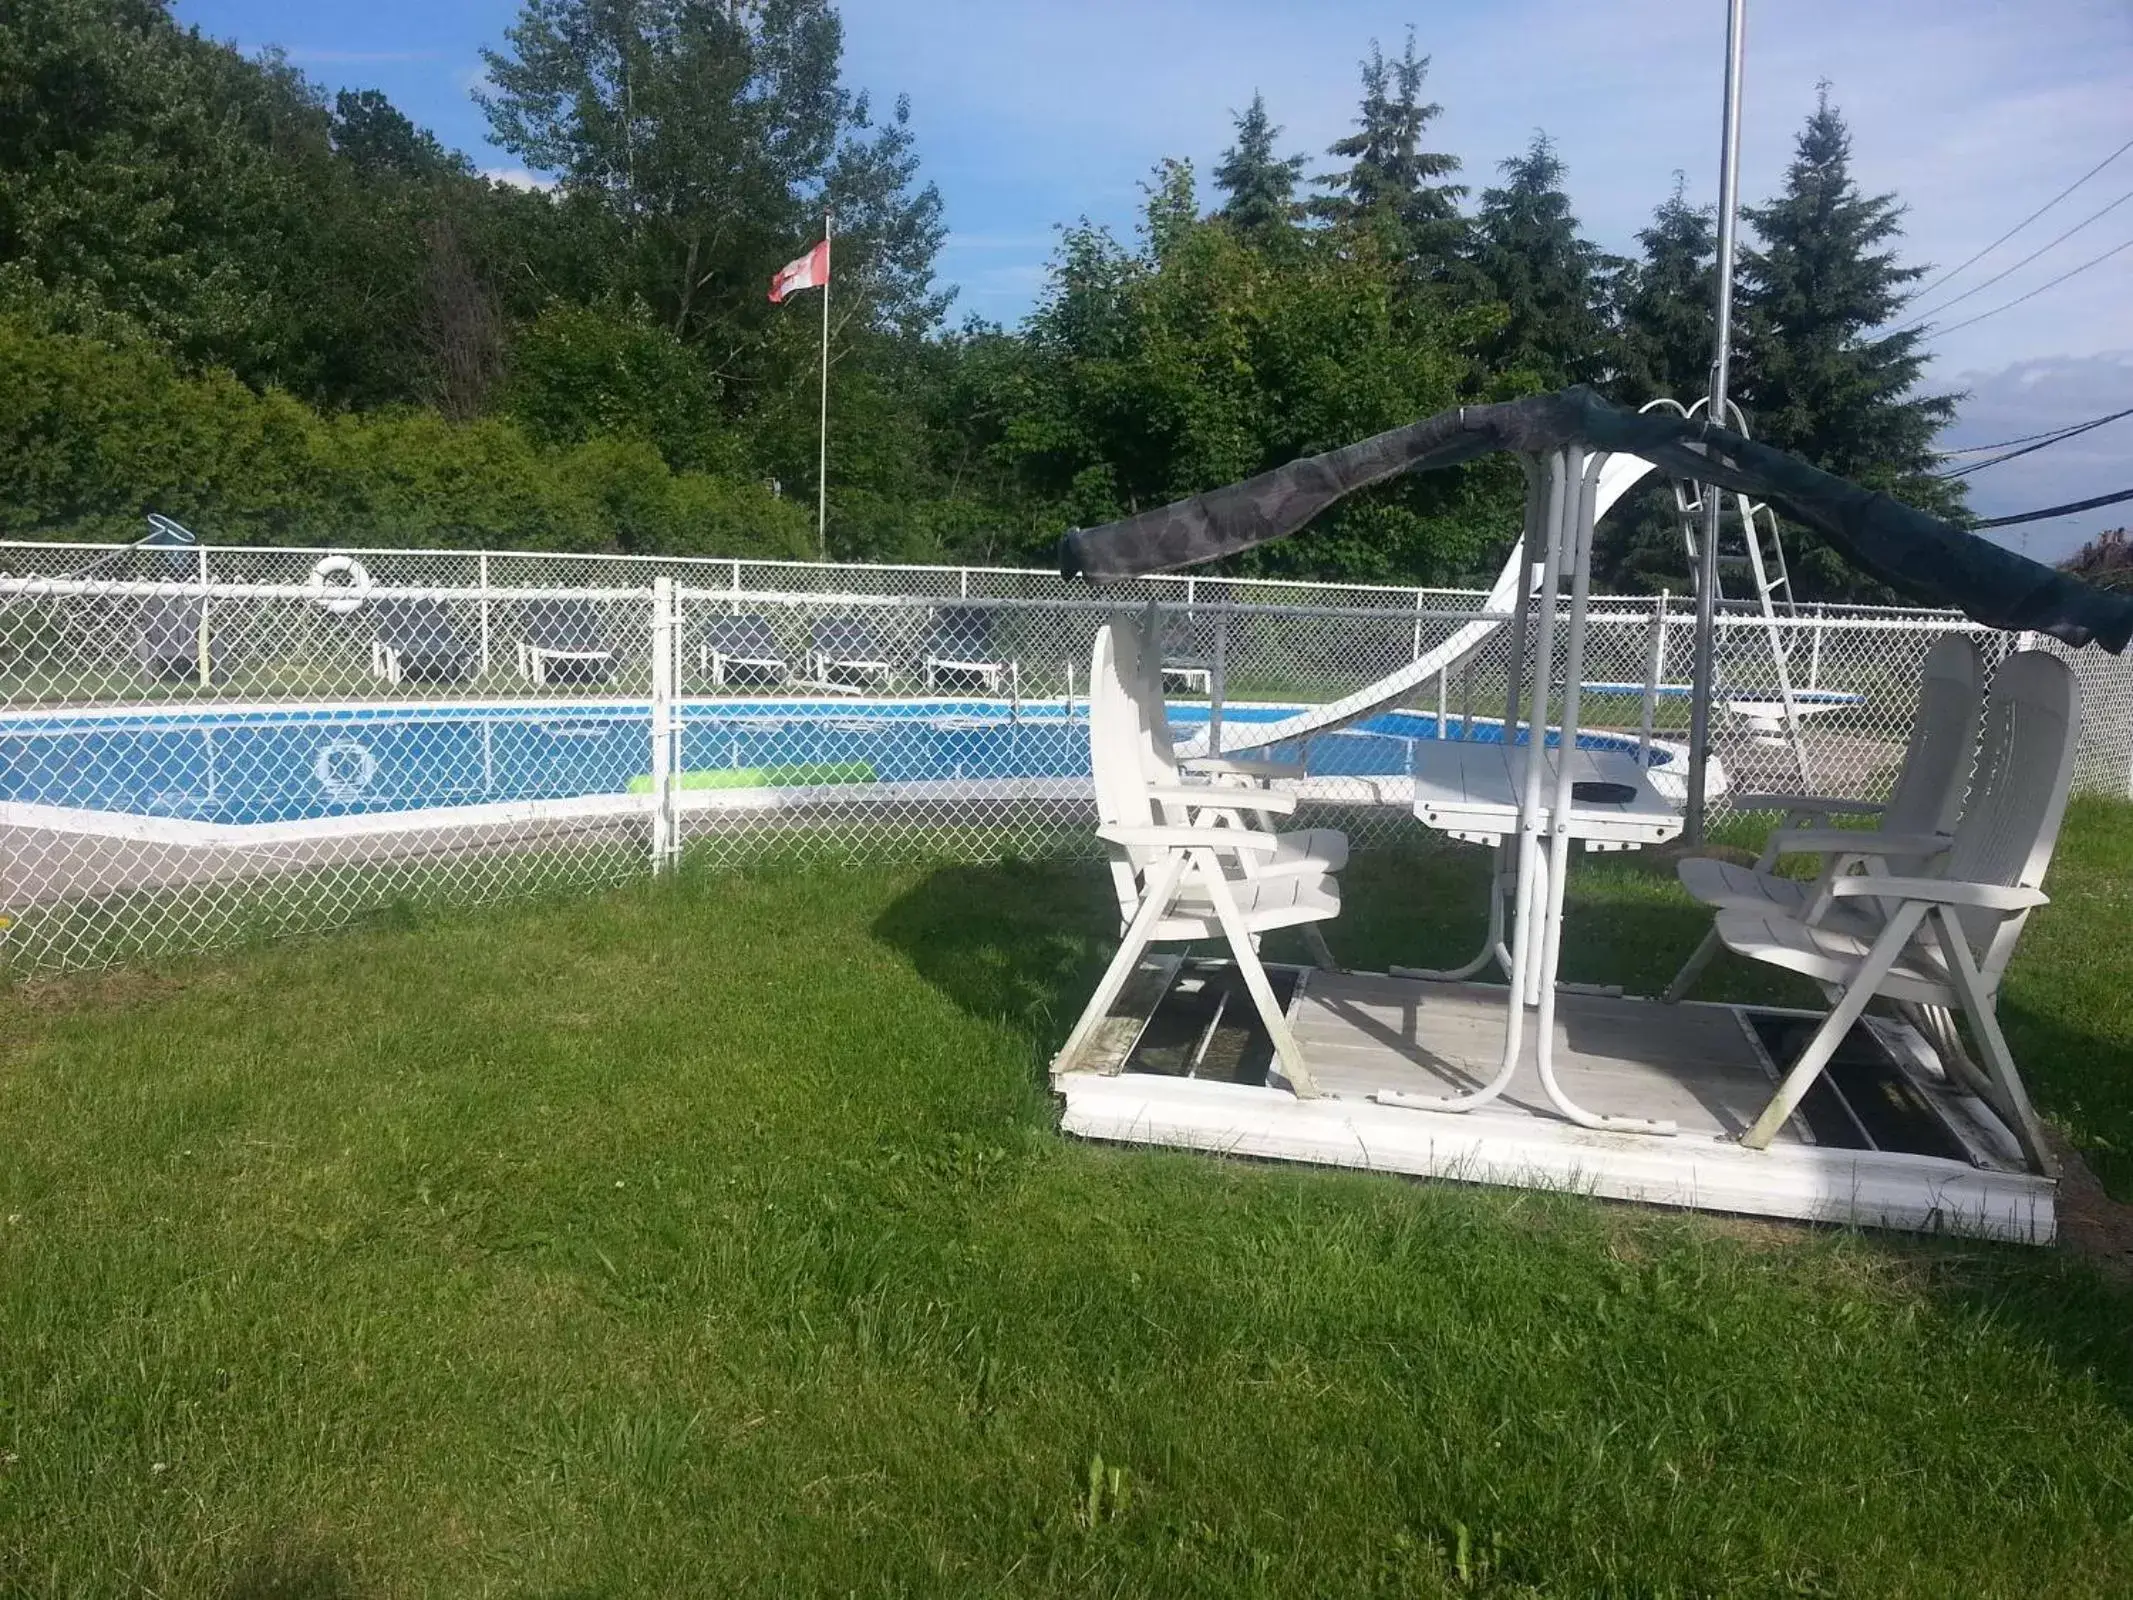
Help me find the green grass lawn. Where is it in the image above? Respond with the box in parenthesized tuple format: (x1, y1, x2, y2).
(5, 803, 2133, 1596)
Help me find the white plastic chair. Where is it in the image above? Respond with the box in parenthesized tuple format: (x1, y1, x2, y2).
(1663, 633, 1984, 999)
(1698, 651, 2079, 1170)
(1051, 620, 1342, 1095)
(1122, 608, 1349, 878)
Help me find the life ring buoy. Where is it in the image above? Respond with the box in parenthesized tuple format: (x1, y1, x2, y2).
(308, 554, 373, 615)
(314, 737, 378, 800)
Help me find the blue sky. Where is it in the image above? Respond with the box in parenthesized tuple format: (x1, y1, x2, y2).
(173, 0, 2133, 558)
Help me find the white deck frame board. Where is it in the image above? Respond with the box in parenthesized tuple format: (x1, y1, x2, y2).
(1054, 970, 2054, 1244)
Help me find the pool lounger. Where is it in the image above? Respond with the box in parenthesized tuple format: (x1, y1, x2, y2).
(803, 615, 894, 693)
(702, 613, 790, 688)
(136, 594, 233, 685)
(369, 598, 478, 687)
(923, 605, 1017, 694)
(517, 599, 615, 687)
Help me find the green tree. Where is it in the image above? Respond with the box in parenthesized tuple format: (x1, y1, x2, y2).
(1614, 174, 1715, 406)
(1311, 31, 1465, 268)
(1212, 94, 1306, 241)
(1594, 176, 1716, 590)
(1464, 133, 1613, 387)
(1736, 86, 1962, 597)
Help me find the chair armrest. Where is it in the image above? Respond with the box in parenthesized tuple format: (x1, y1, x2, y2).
(1768, 828, 1952, 858)
(1145, 784, 1296, 815)
(1735, 792, 1886, 819)
(1097, 825, 1282, 854)
(1181, 755, 1300, 781)
(1827, 877, 2048, 911)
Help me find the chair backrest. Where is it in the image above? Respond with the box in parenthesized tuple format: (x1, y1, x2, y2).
(1089, 619, 1162, 919)
(707, 613, 780, 657)
(526, 598, 604, 649)
(375, 597, 465, 653)
(933, 605, 991, 653)
(1880, 633, 1986, 841)
(136, 595, 226, 680)
(812, 614, 882, 659)
(1942, 650, 2081, 984)
(1126, 607, 1184, 786)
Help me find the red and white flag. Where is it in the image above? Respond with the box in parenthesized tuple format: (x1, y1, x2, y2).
(768, 239, 830, 303)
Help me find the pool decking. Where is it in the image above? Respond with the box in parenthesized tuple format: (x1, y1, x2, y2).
(1055, 965, 2055, 1243)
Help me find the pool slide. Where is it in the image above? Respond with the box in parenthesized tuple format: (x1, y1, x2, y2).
(1176, 453, 1661, 760)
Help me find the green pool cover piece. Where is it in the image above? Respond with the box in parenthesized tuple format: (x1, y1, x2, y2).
(626, 762, 876, 794)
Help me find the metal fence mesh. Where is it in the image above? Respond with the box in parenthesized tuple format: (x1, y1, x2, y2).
(6, 540, 2130, 977)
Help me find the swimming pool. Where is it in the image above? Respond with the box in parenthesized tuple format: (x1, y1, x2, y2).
(0, 698, 1677, 839)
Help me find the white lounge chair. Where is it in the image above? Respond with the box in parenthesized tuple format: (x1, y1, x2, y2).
(1121, 606, 1350, 886)
(923, 605, 1016, 694)
(1051, 620, 1342, 1095)
(701, 613, 789, 688)
(805, 614, 893, 691)
(517, 599, 615, 686)
(1687, 651, 2079, 1170)
(1663, 634, 1984, 962)
(370, 597, 477, 687)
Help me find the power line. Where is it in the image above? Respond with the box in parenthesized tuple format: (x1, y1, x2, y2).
(1924, 235, 2133, 339)
(1936, 405, 2133, 478)
(1892, 187, 2133, 332)
(1934, 408, 2133, 457)
(1973, 485, 2133, 529)
(1904, 134, 2133, 305)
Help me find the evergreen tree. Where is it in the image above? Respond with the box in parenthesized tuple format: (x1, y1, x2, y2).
(1592, 176, 1718, 590)
(1736, 85, 1961, 598)
(1211, 94, 1305, 241)
(1465, 133, 1612, 386)
(1615, 173, 1715, 405)
(1310, 31, 1464, 264)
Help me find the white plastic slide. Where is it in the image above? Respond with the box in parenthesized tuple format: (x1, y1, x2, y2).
(1180, 453, 1660, 758)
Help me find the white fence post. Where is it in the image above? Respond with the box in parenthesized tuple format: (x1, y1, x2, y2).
(650, 577, 678, 874)
(478, 552, 492, 679)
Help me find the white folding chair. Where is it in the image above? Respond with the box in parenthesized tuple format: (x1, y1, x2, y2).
(1664, 634, 1984, 999)
(1051, 620, 1342, 1095)
(1697, 652, 2079, 1170)
(1124, 608, 1349, 879)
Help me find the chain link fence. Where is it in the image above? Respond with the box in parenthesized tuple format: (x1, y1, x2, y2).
(5, 539, 2130, 977)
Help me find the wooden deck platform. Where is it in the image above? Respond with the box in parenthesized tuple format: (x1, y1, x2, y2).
(1055, 965, 2055, 1244)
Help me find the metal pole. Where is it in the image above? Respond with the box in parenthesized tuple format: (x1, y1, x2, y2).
(1685, 0, 1747, 847)
(817, 213, 831, 562)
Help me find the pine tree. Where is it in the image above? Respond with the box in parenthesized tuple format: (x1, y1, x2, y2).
(1310, 31, 1464, 263)
(1615, 173, 1715, 405)
(1465, 133, 1612, 387)
(1211, 93, 1305, 241)
(1736, 85, 1961, 598)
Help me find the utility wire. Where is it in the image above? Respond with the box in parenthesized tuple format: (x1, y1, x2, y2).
(1923, 235, 2133, 339)
(1892, 187, 2133, 332)
(1903, 134, 2133, 305)
(1935, 410, 2133, 457)
(1974, 485, 2133, 529)
(1935, 405, 2133, 478)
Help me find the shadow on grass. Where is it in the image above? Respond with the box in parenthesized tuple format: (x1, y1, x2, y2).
(868, 857, 1119, 1058)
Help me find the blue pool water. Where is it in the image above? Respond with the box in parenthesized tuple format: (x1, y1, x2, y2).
(0, 699, 1667, 828)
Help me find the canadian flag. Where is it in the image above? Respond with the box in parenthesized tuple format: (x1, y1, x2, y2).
(768, 239, 830, 304)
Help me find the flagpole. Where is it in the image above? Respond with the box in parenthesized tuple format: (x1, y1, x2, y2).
(817, 212, 831, 561)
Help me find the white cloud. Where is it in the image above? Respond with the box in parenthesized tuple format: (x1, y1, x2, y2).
(481, 167, 555, 193)
(1938, 352, 2133, 561)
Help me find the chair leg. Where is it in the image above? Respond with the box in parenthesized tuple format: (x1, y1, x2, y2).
(1742, 906, 1925, 1150)
(1932, 909, 2056, 1175)
(1662, 926, 1723, 1004)
(1302, 923, 1337, 972)
(1198, 853, 1322, 1099)
(1051, 855, 1184, 1076)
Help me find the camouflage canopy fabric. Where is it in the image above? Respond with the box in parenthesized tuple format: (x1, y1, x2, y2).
(1058, 386, 2133, 654)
